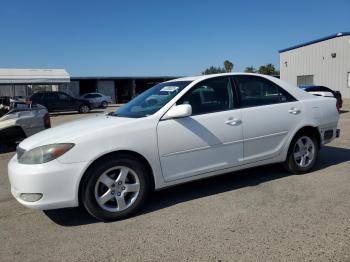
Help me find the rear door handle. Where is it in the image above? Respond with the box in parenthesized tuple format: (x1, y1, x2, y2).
(288, 107, 301, 115)
(225, 118, 242, 126)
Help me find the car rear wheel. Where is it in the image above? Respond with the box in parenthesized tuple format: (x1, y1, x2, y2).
(79, 105, 90, 114)
(284, 134, 319, 174)
(81, 156, 151, 221)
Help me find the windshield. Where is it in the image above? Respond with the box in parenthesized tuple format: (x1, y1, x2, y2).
(111, 81, 191, 118)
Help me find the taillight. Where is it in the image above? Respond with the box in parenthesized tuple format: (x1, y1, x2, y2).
(336, 101, 340, 113)
(43, 113, 51, 128)
(26, 99, 32, 108)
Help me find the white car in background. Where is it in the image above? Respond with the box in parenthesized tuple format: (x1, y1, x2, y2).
(80, 93, 112, 108)
(8, 73, 339, 221)
(0, 103, 50, 145)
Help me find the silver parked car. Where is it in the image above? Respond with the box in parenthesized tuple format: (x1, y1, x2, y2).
(80, 93, 112, 108)
(0, 102, 50, 145)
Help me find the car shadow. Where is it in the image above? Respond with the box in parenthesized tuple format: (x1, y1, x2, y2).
(44, 145, 350, 227)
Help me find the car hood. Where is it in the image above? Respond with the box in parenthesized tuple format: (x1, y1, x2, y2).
(19, 114, 136, 150)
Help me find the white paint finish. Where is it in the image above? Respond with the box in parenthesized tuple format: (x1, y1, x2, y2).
(7, 73, 340, 211)
(241, 101, 303, 162)
(280, 35, 350, 98)
(157, 109, 243, 181)
(162, 104, 192, 119)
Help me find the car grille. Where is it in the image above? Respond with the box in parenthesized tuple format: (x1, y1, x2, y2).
(16, 146, 26, 160)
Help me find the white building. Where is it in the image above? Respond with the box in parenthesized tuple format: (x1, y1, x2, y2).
(279, 32, 350, 98)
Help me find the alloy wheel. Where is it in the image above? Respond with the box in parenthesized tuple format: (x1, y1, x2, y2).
(94, 166, 140, 212)
(293, 136, 315, 168)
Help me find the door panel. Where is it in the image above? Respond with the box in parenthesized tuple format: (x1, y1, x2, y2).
(157, 110, 243, 181)
(232, 75, 303, 163)
(242, 101, 302, 162)
(157, 76, 243, 182)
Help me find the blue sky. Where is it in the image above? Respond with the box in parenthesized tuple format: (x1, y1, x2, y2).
(0, 0, 349, 76)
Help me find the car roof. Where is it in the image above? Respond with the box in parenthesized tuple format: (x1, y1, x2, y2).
(166, 72, 279, 83)
(167, 73, 315, 101)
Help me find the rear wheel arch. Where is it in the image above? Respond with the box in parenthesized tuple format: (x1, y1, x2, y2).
(291, 126, 321, 149)
(284, 126, 320, 174)
(284, 125, 321, 162)
(78, 150, 155, 205)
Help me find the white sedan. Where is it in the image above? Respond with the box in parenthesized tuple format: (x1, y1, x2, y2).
(80, 93, 112, 108)
(8, 73, 340, 221)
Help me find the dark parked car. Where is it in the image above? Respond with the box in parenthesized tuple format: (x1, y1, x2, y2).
(299, 85, 343, 109)
(28, 91, 91, 113)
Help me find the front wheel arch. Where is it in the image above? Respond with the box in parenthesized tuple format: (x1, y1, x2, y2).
(78, 150, 155, 206)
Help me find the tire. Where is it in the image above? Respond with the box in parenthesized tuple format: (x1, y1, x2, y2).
(101, 101, 108, 108)
(284, 132, 319, 174)
(79, 104, 90, 114)
(81, 156, 151, 221)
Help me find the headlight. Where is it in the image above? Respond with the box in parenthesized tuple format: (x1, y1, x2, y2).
(18, 143, 74, 164)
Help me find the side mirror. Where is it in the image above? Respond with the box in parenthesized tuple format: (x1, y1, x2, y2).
(162, 104, 192, 120)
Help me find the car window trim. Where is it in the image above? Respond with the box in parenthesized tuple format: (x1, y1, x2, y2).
(231, 75, 297, 109)
(175, 76, 237, 117)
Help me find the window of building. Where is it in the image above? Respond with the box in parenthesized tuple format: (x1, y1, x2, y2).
(233, 75, 296, 107)
(297, 75, 314, 86)
(178, 77, 234, 115)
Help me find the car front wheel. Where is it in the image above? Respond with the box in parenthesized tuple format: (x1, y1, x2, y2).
(284, 133, 319, 174)
(81, 156, 151, 221)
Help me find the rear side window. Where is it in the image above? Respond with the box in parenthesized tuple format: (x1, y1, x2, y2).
(233, 75, 296, 108)
(178, 77, 234, 115)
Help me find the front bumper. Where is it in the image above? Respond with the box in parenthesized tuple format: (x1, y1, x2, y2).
(8, 155, 87, 210)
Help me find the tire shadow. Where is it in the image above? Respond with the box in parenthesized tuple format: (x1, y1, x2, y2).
(44, 145, 350, 226)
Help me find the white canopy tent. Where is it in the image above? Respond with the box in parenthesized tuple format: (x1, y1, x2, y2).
(0, 69, 70, 97)
(0, 68, 70, 84)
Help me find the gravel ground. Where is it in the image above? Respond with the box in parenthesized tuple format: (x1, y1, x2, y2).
(0, 102, 349, 262)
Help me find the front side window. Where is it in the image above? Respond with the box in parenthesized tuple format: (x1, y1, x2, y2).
(177, 77, 234, 115)
(233, 75, 296, 107)
(112, 81, 191, 118)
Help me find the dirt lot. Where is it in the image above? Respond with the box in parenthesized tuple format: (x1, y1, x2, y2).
(0, 102, 350, 262)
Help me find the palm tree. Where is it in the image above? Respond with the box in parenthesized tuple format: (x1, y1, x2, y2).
(244, 66, 256, 73)
(224, 60, 234, 72)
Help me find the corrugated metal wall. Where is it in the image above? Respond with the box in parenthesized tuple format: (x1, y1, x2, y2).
(280, 35, 350, 98)
(97, 80, 116, 103)
(0, 84, 30, 97)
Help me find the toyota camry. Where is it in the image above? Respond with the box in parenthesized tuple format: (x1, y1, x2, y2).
(8, 73, 340, 221)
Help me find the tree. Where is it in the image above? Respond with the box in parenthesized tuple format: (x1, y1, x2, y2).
(244, 66, 256, 73)
(224, 60, 234, 72)
(202, 66, 226, 75)
(257, 63, 279, 76)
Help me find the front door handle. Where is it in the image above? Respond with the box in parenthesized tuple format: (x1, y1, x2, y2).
(288, 107, 301, 115)
(225, 118, 242, 126)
